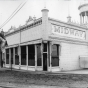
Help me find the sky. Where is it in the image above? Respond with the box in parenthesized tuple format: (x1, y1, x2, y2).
(0, 0, 88, 32)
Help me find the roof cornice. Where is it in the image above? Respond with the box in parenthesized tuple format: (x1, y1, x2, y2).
(5, 17, 42, 37)
(78, 3, 88, 10)
(48, 17, 87, 30)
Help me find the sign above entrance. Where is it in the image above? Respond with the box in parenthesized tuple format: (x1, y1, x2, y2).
(51, 25, 86, 40)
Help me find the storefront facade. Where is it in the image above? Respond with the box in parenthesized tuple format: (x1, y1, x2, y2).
(4, 7, 88, 72)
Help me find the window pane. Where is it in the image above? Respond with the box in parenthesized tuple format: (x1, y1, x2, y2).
(6, 49, 9, 64)
(48, 44, 50, 66)
(15, 47, 19, 65)
(37, 44, 42, 66)
(28, 45, 35, 66)
(21, 46, 26, 65)
(15, 55, 19, 65)
(43, 43, 47, 52)
(52, 44, 59, 66)
(11, 48, 13, 64)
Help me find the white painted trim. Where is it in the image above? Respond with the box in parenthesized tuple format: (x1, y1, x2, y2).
(20, 66, 27, 70)
(36, 66, 42, 71)
(5, 64, 10, 68)
(49, 36, 88, 45)
(49, 17, 87, 30)
(48, 66, 61, 72)
(13, 65, 19, 69)
(28, 66, 35, 71)
(20, 39, 42, 46)
(5, 44, 19, 49)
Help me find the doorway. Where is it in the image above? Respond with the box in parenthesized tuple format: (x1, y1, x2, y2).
(43, 53, 47, 71)
(43, 43, 47, 71)
(11, 48, 13, 65)
(21, 46, 26, 65)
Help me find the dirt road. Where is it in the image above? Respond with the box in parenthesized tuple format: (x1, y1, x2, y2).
(0, 69, 88, 88)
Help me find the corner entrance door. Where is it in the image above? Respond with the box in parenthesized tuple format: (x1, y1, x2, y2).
(43, 43, 48, 71)
(43, 53, 47, 71)
(11, 48, 13, 68)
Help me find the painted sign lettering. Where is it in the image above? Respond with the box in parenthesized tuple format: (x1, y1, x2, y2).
(52, 25, 86, 40)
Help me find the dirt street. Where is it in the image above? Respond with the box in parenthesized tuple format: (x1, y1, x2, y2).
(0, 69, 88, 88)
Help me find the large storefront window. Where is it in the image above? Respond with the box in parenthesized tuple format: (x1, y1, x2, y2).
(37, 44, 42, 66)
(43, 43, 47, 71)
(48, 43, 50, 67)
(21, 46, 26, 65)
(11, 48, 13, 64)
(15, 47, 19, 65)
(28, 45, 35, 66)
(6, 49, 9, 64)
(51, 44, 59, 66)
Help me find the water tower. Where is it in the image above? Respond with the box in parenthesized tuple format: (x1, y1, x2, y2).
(78, 3, 88, 25)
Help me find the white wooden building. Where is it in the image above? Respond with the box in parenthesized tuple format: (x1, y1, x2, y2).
(4, 4, 88, 72)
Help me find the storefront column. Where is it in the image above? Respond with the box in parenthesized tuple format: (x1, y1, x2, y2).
(4, 50, 6, 67)
(2, 52, 3, 67)
(85, 12, 87, 23)
(80, 13, 82, 24)
(83, 16, 84, 24)
(13, 48, 15, 65)
(26, 45, 28, 70)
(9, 49, 11, 68)
(35, 45, 37, 70)
(19, 46, 21, 69)
(50, 42, 52, 72)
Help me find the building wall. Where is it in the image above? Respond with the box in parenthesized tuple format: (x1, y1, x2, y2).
(5, 24, 42, 46)
(60, 42, 88, 71)
(6, 32, 20, 45)
(21, 25, 42, 43)
(48, 19, 88, 71)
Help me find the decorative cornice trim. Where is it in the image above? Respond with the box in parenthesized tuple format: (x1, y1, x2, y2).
(48, 17, 87, 30)
(49, 36, 88, 45)
(5, 38, 42, 49)
(78, 3, 88, 10)
(5, 17, 42, 37)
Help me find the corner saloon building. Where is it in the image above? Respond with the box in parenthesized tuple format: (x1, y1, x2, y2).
(4, 5, 88, 72)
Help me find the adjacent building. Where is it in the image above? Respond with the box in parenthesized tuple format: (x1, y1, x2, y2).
(4, 4, 88, 72)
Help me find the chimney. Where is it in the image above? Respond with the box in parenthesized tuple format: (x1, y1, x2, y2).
(67, 16, 71, 22)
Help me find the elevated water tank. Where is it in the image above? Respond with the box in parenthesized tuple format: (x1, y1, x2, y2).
(78, 3, 88, 24)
